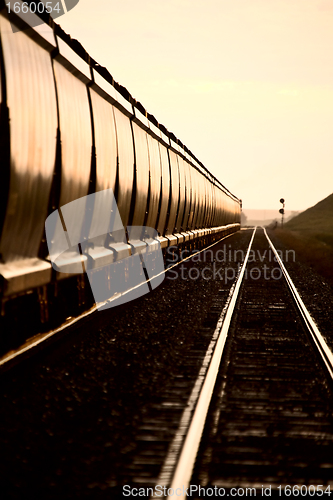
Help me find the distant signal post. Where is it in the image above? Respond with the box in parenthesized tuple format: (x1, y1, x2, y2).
(279, 198, 285, 228)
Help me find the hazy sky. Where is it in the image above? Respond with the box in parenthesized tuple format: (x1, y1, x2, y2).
(58, 0, 333, 211)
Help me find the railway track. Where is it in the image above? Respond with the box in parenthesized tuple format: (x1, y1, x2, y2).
(0, 230, 252, 498)
(0, 232, 239, 373)
(152, 227, 333, 499)
(1, 228, 332, 498)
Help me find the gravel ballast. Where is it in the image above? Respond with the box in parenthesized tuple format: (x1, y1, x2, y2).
(1, 228, 332, 498)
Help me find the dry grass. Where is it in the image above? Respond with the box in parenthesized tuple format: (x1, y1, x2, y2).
(273, 229, 333, 287)
(284, 192, 333, 234)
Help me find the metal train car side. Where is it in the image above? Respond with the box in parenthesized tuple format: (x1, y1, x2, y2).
(0, 4, 241, 349)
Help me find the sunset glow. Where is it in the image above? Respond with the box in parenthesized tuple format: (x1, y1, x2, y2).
(58, 0, 333, 211)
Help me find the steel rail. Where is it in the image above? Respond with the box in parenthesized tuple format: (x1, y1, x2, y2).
(158, 228, 256, 500)
(0, 231, 237, 372)
(264, 228, 333, 380)
(155, 227, 332, 499)
(0, 305, 98, 372)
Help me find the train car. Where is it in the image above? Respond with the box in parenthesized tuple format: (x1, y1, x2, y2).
(0, 3, 241, 352)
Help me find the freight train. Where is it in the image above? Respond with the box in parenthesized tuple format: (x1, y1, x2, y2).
(0, 2, 241, 351)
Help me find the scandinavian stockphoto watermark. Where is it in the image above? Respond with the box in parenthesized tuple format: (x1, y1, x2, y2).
(45, 189, 165, 310)
(123, 484, 258, 497)
(6, 0, 80, 32)
(123, 484, 331, 497)
(166, 245, 296, 283)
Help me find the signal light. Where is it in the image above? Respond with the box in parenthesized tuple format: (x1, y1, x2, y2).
(279, 198, 285, 228)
